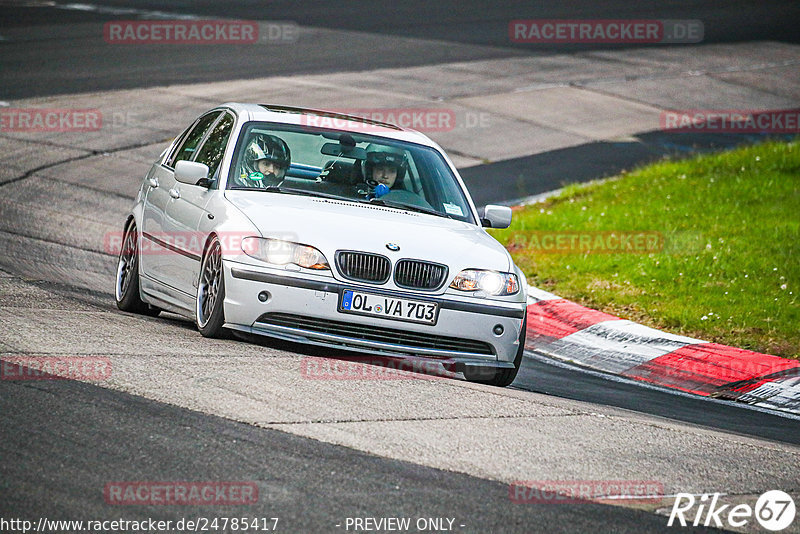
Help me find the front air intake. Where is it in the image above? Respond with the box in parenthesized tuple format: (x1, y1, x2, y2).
(394, 259, 448, 290)
(335, 251, 391, 284)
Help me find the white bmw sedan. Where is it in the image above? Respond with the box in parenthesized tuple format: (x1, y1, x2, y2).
(116, 103, 528, 386)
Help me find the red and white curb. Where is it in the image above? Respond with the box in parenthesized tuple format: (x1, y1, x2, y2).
(523, 286, 800, 415)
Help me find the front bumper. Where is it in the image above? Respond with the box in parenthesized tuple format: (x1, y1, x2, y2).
(223, 262, 526, 367)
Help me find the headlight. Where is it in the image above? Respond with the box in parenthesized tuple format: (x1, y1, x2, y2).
(450, 269, 519, 296)
(241, 237, 330, 270)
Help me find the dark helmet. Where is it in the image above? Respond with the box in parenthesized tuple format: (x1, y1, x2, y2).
(364, 144, 407, 186)
(243, 134, 291, 180)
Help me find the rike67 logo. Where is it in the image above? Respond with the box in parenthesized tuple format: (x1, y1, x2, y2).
(668, 490, 795, 531)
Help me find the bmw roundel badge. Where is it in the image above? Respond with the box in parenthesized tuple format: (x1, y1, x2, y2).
(386, 243, 400, 251)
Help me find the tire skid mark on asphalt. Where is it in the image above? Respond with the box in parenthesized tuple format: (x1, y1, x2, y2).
(0, 230, 114, 295)
(53, 2, 203, 21)
(258, 412, 585, 426)
(0, 227, 114, 258)
(39, 175, 134, 200)
(0, 132, 98, 153)
(0, 192, 121, 230)
(0, 139, 165, 188)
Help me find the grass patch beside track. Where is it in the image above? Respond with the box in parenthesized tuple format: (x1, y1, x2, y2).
(489, 139, 800, 359)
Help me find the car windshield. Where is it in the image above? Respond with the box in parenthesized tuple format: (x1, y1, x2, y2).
(227, 121, 476, 224)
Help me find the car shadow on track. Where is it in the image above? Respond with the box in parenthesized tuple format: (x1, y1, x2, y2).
(120, 309, 464, 382)
(230, 329, 464, 383)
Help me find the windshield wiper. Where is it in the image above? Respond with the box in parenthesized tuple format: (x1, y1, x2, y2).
(229, 184, 286, 193)
(229, 186, 452, 218)
(229, 185, 282, 191)
(367, 198, 451, 219)
(229, 186, 350, 202)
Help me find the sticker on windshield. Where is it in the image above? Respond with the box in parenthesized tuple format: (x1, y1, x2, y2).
(442, 203, 463, 216)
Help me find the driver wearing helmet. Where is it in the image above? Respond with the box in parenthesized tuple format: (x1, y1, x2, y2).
(363, 144, 407, 198)
(234, 133, 291, 188)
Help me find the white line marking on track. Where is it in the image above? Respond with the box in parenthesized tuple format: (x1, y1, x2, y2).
(56, 2, 201, 20)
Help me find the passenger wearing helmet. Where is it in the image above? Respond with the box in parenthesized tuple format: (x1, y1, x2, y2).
(234, 133, 291, 188)
(363, 145, 407, 197)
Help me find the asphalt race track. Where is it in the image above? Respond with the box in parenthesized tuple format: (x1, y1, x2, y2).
(2, 1, 799, 98)
(1, 2, 799, 533)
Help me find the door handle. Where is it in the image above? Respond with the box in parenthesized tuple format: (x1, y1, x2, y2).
(147, 177, 159, 188)
(168, 188, 181, 199)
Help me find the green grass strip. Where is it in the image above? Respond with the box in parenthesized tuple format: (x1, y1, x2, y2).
(490, 139, 800, 359)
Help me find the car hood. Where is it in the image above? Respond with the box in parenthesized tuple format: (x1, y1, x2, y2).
(225, 191, 512, 272)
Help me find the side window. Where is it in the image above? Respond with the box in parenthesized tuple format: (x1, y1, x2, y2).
(402, 151, 424, 195)
(193, 112, 235, 182)
(163, 125, 192, 166)
(169, 111, 222, 167)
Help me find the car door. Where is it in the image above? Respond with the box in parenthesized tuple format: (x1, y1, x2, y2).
(140, 111, 221, 298)
(163, 111, 236, 297)
(139, 128, 189, 283)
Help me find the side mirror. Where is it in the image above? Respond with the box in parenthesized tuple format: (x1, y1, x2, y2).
(174, 160, 210, 186)
(480, 205, 512, 229)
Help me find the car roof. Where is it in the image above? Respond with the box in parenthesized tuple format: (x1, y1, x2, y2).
(220, 102, 439, 146)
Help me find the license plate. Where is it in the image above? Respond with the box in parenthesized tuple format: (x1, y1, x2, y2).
(339, 289, 439, 325)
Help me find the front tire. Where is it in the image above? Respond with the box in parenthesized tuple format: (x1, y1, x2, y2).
(465, 313, 527, 387)
(196, 237, 227, 338)
(115, 221, 160, 316)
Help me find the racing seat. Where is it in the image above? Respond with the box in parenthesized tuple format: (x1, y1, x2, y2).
(316, 160, 364, 197)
